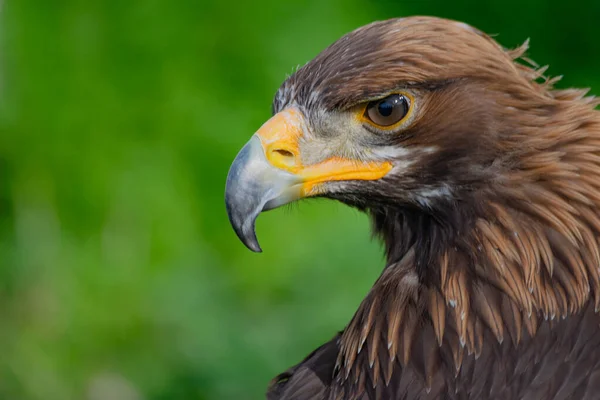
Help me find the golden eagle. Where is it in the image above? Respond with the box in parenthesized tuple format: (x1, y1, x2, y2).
(225, 16, 600, 399)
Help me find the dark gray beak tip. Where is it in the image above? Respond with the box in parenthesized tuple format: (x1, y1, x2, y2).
(242, 231, 263, 253)
(230, 222, 263, 252)
(225, 199, 263, 253)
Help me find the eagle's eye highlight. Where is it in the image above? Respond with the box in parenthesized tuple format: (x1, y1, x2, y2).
(364, 94, 411, 128)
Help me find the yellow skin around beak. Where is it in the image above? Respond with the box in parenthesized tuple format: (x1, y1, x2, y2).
(257, 107, 393, 196)
(225, 107, 392, 252)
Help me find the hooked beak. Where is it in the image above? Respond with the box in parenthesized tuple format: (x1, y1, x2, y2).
(225, 107, 392, 252)
(225, 135, 302, 252)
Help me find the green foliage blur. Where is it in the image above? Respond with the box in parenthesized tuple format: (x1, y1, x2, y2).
(0, 0, 598, 399)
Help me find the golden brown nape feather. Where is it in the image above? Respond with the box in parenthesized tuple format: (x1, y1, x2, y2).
(266, 16, 600, 400)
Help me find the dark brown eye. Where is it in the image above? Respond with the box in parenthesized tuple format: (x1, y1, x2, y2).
(364, 94, 411, 127)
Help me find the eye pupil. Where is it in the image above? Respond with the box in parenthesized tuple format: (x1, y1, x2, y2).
(377, 101, 394, 117)
(364, 94, 411, 128)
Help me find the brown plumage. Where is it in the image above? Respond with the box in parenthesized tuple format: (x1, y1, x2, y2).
(225, 16, 600, 399)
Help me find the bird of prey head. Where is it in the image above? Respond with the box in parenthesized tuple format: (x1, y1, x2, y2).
(225, 16, 600, 400)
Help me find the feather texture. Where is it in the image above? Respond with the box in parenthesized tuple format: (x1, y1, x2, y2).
(265, 15, 600, 400)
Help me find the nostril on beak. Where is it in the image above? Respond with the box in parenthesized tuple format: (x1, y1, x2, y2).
(269, 147, 298, 169)
(273, 149, 294, 158)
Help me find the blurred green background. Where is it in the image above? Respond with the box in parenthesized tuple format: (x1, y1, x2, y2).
(0, 0, 598, 399)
